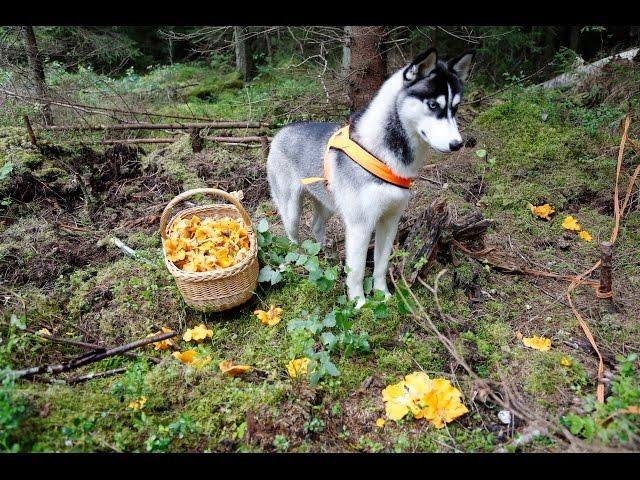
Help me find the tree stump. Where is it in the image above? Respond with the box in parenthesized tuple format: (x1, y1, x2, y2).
(189, 127, 203, 153)
(398, 197, 493, 285)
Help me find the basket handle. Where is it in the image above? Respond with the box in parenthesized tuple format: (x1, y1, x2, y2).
(160, 188, 252, 240)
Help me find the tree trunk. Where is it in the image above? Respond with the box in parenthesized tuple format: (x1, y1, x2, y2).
(21, 26, 53, 125)
(342, 26, 352, 78)
(264, 30, 272, 59)
(234, 26, 251, 81)
(543, 26, 558, 64)
(569, 26, 581, 52)
(347, 26, 387, 112)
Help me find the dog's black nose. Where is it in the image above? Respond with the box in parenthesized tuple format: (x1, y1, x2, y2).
(449, 140, 463, 151)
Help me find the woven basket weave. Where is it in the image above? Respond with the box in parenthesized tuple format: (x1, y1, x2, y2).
(160, 188, 258, 312)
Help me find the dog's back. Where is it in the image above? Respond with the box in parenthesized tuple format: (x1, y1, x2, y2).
(267, 121, 339, 182)
(266, 121, 341, 241)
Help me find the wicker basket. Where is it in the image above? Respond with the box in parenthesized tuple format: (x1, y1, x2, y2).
(160, 188, 259, 312)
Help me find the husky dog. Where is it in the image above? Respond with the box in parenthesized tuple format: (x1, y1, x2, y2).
(266, 47, 474, 308)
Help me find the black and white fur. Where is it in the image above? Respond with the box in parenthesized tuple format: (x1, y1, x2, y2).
(266, 48, 474, 308)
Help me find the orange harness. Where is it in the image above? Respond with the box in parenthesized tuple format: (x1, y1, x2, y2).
(301, 125, 412, 190)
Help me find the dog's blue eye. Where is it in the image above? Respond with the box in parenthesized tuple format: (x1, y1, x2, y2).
(425, 100, 437, 110)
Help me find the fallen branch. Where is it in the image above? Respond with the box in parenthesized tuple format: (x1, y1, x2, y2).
(76, 138, 176, 145)
(538, 47, 639, 90)
(0, 87, 239, 123)
(201, 135, 273, 143)
(115, 215, 160, 231)
(42, 121, 267, 132)
(66, 367, 129, 385)
(5, 330, 177, 380)
(25, 327, 161, 364)
(65, 136, 272, 147)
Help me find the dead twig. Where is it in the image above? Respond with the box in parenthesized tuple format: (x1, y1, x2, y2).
(24, 327, 161, 364)
(66, 367, 129, 385)
(5, 330, 176, 380)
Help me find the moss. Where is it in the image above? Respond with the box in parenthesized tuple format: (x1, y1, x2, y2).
(124, 230, 162, 251)
(0, 127, 46, 191)
(523, 350, 588, 402)
(184, 71, 244, 101)
(65, 257, 185, 345)
(141, 135, 206, 190)
(472, 90, 612, 216)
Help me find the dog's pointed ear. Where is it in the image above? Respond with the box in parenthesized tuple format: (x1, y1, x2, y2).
(448, 50, 475, 82)
(403, 48, 438, 83)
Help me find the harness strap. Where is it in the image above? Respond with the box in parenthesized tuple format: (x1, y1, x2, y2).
(301, 125, 412, 190)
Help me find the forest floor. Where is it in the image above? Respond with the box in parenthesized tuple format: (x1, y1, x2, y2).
(1, 57, 639, 453)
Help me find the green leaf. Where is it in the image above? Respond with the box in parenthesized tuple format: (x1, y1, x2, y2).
(363, 276, 373, 294)
(324, 267, 338, 281)
(301, 239, 321, 256)
(284, 252, 299, 263)
(308, 268, 323, 282)
(258, 265, 274, 283)
(320, 332, 337, 351)
(303, 256, 320, 273)
(269, 270, 282, 285)
(314, 276, 333, 292)
(0, 162, 13, 181)
(372, 302, 389, 319)
(323, 360, 340, 377)
(295, 254, 309, 266)
(287, 318, 308, 332)
(9, 314, 25, 330)
(257, 219, 269, 233)
(475, 149, 487, 158)
(322, 312, 336, 328)
(309, 370, 322, 386)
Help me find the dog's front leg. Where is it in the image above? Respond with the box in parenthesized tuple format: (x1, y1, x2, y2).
(344, 222, 373, 309)
(373, 211, 402, 298)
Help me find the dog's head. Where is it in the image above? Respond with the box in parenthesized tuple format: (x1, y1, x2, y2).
(397, 48, 474, 153)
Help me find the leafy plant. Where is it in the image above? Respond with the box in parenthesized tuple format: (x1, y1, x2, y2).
(144, 415, 197, 453)
(110, 360, 150, 401)
(287, 298, 371, 386)
(0, 162, 13, 181)
(256, 218, 338, 291)
(272, 434, 289, 452)
(61, 415, 96, 452)
(0, 374, 27, 452)
(303, 417, 325, 434)
(560, 354, 640, 446)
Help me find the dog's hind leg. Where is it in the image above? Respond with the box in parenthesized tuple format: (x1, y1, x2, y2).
(282, 188, 303, 243)
(373, 210, 402, 298)
(267, 160, 302, 244)
(310, 197, 332, 245)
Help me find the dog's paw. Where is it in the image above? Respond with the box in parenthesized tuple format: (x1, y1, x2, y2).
(354, 297, 366, 310)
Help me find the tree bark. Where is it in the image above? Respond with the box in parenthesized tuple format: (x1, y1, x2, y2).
(234, 26, 251, 81)
(342, 26, 352, 78)
(569, 26, 581, 52)
(543, 26, 558, 64)
(21, 26, 53, 125)
(347, 26, 387, 112)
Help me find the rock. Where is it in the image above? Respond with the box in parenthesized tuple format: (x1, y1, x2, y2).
(498, 410, 512, 425)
